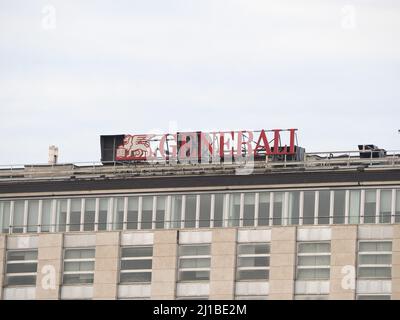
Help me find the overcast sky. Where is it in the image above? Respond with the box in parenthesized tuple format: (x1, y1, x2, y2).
(0, 0, 399, 165)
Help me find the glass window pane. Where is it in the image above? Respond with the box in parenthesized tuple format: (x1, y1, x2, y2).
(84, 199, 95, 231)
(155, 196, 166, 229)
(127, 197, 138, 230)
(7, 250, 38, 261)
(13, 200, 25, 233)
(349, 190, 360, 224)
(364, 190, 376, 223)
(199, 194, 211, 228)
(298, 242, 330, 253)
(238, 256, 269, 267)
(0, 201, 11, 233)
(318, 191, 330, 225)
(243, 193, 255, 227)
(64, 249, 95, 259)
(41, 200, 53, 232)
(63, 273, 94, 285)
(258, 192, 270, 226)
(179, 245, 210, 256)
(56, 199, 67, 232)
(185, 195, 196, 228)
(288, 191, 299, 225)
(120, 272, 151, 283)
(121, 259, 152, 270)
(297, 268, 330, 280)
(170, 195, 182, 228)
(7, 262, 38, 273)
(141, 197, 153, 230)
(27, 200, 39, 233)
(303, 191, 315, 225)
(112, 197, 124, 230)
(228, 193, 241, 227)
(70, 199, 82, 232)
(6, 275, 36, 286)
(396, 190, 400, 223)
(380, 190, 392, 223)
(121, 247, 153, 258)
(213, 194, 224, 227)
(98, 198, 109, 230)
(237, 270, 269, 281)
(179, 271, 209, 281)
(179, 258, 210, 268)
(273, 192, 283, 226)
(298, 255, 330, 266)
(358, 267, 391, 279)
(333, 190, 345, 224)
(64, 261, 95, 272)
(238, 244, 270, 255)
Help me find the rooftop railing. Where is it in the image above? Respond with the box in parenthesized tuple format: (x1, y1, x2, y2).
(0, 150, 400, 181)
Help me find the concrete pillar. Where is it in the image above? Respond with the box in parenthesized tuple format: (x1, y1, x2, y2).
(269, 226, 296, 300)
(209, 228, 237, 300)
(93, 232, 120, 300)
(329, 225, 357, 300)
(36, 233, 63, 300)
(392, 225, 400, 300)
(0, 235, 5, 300)
(151, 230, 178, 299)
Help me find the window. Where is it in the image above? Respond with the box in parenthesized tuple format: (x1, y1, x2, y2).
(112, 197, 124, 230)
(213, 194, 224, 228)
(27, 200, 39, 233)
(41, 200, 53, 232)
(396, 190, 400, 223)
(272, 192, 284, 225)
(83, 199, 95, 231)
(170, 195, 182, 228)
(199, 194, 211, 228)
(178, 244, 211, 281)
(141, 196, 153, 230)
(318, 191, 330, 225)
(5, 250, 38, 286)
(364, 190, 377, 223)
(357, 295, 391, 300)
(185, 195, 197, 228)
(98, 198, 109, 230)
(303, 191, 315, 225)
(297, 242, 330, 280)
(349, 190, 361, 224)
(63, 248, 95, 284)
(288, 191, 300, 225)
(358, 241, 392, 279)
(155, 196, 167, 229)
(120, 246, 152, 283)
(379, 190, 392, 223)
(236, 243, 270, 281)
(70, 199, 82, 232)
(228, 193, 241, 227)
(333, 190, 345, 224)
(56, 199, 67, 232)
(127, 197, 139, 230)
(13, 200, 25, 233)
(0, 201, 11, 233)
(243, 193, 256, 227)
(258, 192, 270, 226)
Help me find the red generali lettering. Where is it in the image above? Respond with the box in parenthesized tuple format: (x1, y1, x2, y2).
(115, 129, 298, 162)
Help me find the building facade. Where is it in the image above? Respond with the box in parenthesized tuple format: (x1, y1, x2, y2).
(1, 154, 400, 300)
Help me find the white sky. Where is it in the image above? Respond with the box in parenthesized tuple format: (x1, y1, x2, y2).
(0, 0, 399, 164)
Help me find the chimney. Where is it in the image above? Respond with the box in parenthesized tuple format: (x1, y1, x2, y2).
(48, 145, 59, 164)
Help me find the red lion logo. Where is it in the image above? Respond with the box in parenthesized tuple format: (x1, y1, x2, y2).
(116, 134, 154, 160)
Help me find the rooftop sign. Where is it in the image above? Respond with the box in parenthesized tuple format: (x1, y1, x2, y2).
(112, 129, 298, 163)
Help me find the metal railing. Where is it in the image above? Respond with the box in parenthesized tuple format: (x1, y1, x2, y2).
(0, 150, 400, 181)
